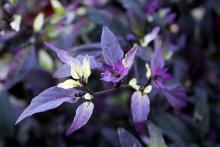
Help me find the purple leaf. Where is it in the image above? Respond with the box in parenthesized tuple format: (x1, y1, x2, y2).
(163, 84, 187, 109)
(143, 27, 160, 47)
(5, 48, 36, 89)
(54, 64, 71, 78)
(101, 26, 124, 66)
(150, 48, 165, 75)
(131, 91, 150, 123)
(122, 45, 138, 69)
(66, 102, 94, 135)
(147, 123, 167, 147)
(44, 42, 74, 65)
(16, 86, 80, 124)
(118, 128, 142, 147)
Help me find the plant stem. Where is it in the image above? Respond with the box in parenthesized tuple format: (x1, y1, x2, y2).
(93, 84, 130, 96)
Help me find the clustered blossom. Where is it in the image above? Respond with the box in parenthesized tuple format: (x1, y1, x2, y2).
(15, 26, 187, 135)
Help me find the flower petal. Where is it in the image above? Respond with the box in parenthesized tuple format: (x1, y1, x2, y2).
(16, 86, 80, 124)
(57, 79, 82, 89)
(101, 26, 124, 66)
(122, 45, 138, 68)
(129, 78, 140, 91)
(66, 102, 94, 135)
(71, 61, 83, 79)
(117, 128, 142, 147)
(131, 91, 150, 123)
(82, 55, 91, 80)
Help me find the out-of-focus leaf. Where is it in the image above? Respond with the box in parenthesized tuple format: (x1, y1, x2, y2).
(117, 128, 142, 147)
(39, 49, 54, 72)
(33, 13, 45, 32)
(101, 127, 120, 146)
(66, 102, 94, 135)
(10, 15, 22, 32)
(10, 97, 26, 122)
(0, 86, 14, 140)
(194, 87, 209, 139)
(89, 8, 129, 35)
(209, 0, 220, 14)
(5, 48, 36, 89)
(154, 113, 192, 143)
(16, 86, 81, 124)
(163, 84, 187, 109)
(121, 0, 145, 36)
(147, 123, 167, 147)
(0, 54, 11, 80)
(140, 27, 160, 47)
(50, 0, 65, 15)
(44, 42, 75, 65)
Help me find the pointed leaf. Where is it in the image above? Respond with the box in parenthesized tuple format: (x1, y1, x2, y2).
(150, 48, 165, 74)
(131, 91, 150, 123)
(16, 86, 80, 124)
(101, 27, 124, 66)
(5, 48, 36, 89)
(118, 128, 142, 147)
(122, 45, 138, 68)
(44, 42, 76, 65)
(163, 84, 187, 109)
(147, 123, 167, 147)
(142, 27, 160, 47)
(0, 87, 14, 139)
(66, 102, 94, 135)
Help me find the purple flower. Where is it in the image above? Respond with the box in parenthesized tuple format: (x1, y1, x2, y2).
(150, 47, 171, 89)
(101, 27, 138, 83)
(149, 46, 187, 109)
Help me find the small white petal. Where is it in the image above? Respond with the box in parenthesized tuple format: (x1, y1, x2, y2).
(145, 63, 151, 80)
(57, 79, 82, 89)
(82, 55, 91, 82)
(143, 85, 152, 94)
(83, 93, 93, 100)
(129, 78, 140, 91)
(71, 60, 83, 80)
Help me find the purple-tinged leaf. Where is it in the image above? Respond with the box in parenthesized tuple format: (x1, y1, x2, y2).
(163, 84, 187, 109)
(0, 87, 14, 137)
(131, 91, 150, 123)
(150, 48, 165, 75)
(101, 127, 120, 146)
(147, 123, 167, 147)
(44, 42, 74, 65)
(16, 86, 80, 124)
(66, 102, 94, 135)
(122, 45, 138, 68)
(5, 48, 36, 89)
(142, 27, 160, 47)
(101, 26, 124, 66)
(118, 128, 142, 147)
(54, 64, 71, 78)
